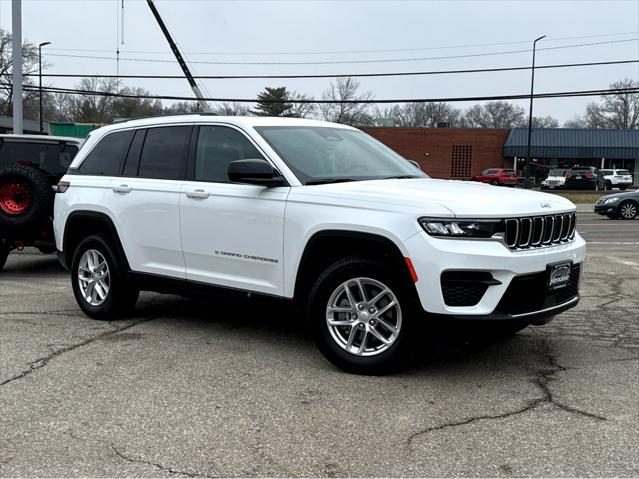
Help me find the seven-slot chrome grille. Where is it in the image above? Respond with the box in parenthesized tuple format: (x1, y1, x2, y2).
(504, 212, 576, 250)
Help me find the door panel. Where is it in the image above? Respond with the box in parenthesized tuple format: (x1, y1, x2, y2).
(109, 178, 185, 278)
(180, 182, 288, 295)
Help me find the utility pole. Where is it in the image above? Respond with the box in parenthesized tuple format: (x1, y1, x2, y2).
(12, 0, 23, 134)
(524, 34, 546, 187)
(39, 42, 51, 134)
(145, 0, 210, 112)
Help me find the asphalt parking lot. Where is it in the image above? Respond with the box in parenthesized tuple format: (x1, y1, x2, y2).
(1, 214, 637, 477)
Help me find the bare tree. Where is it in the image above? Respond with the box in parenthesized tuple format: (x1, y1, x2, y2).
(67, 78, 120, 123)
(581, 79, 639, 129)
(320, 77, 373, 126)
(563, 116, 586, 128)
(289, 91, 316, 119)
(110, 87, 164, 120)
(213, 102, 250, 116)
(460, 101, 526, 128)
(390, 102, 460, 127)
(531, 115, 559, 128)
(163, 101, 201, 115)
(0, 29, 40, 118)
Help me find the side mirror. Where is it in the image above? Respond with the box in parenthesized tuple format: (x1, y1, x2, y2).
(408, 160, 422, 170)
(228, 159, 287, 187)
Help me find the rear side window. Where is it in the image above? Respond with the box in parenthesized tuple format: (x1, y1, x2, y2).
(138, 126, 191, 180)
(121, 129, 146, 177)
(503, 169, 516, 175)
(195, 126, 264, 183)
(80, 130, 133, 176)
(0, 141, 79, 176)
(482, 169, 499, 174)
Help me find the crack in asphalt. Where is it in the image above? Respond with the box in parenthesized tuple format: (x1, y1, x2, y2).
(407, 339, 606, 448)
(110, 444, 207, 478)
(0, 317, 156, 388)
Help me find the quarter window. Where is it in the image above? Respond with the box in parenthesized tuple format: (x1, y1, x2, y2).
(195, 126, 264, 183)
(80, 130, 133, 176)
(138, 126, 191, 180)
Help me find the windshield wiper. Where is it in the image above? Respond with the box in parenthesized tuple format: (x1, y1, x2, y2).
(306, 178, 360, 185)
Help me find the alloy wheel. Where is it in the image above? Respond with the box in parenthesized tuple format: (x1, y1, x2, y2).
(620, 202, 637, 219)
(78, 249, 111, 306)
(325, 277, 402, 357)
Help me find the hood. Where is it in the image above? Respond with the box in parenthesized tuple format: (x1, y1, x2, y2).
(597, 190, 639, 202)
(300, 178, 575, 217)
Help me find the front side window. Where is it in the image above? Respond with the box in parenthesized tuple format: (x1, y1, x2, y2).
(0, 141, 79, 176)
(195, 126, 264, 183)
(80, 130, 133, 176)
(138, 126, 191, 180)
(255, 126, 425, 185)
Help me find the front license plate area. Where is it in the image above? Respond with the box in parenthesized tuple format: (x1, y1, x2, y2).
(547, 261, 572, 291)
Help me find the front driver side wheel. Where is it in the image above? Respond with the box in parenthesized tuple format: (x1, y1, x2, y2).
(71, 234, 139, 320)
(308, 256, 417, 374)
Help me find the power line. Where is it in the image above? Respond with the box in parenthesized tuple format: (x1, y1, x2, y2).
(29, 59, 639, 81)
(13, 83, 638, 104)
(43, 31, 639, 56)
(43, 38, 639, 66)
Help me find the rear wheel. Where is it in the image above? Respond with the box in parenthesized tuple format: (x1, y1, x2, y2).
(620, 185, 627, 191)
(490, 180, 498, 186)
(71, 234, 139, 320)
(619, 200, 638, 220)
(308, 256, 417, 374)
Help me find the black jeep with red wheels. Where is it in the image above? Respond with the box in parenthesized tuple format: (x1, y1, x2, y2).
(0, 135, 82, 271)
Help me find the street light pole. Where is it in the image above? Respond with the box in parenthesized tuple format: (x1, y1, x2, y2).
(524, 34, 546, 187)
(38, 41, 51, 134)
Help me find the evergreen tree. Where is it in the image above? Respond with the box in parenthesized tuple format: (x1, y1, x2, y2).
(251, 87, 293, 117)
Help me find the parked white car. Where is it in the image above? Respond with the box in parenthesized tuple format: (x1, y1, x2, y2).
(600, 169, 633, 190)
(53, 116, 586, 374)
(540, 168, 568, 190)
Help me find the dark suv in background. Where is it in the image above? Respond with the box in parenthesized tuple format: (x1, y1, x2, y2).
(0, 134, 82, 271)
(564, 166, 605, 191)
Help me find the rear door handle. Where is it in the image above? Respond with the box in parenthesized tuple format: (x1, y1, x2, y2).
(112, 184, 132, 193)
(185, 189, 210, 199)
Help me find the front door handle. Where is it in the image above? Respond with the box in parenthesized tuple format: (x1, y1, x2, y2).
(112, 184, 132, 193)
(185, 189, 210, 199)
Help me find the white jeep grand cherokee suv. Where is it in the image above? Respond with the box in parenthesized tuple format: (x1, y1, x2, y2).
(54, 116, 585, 373)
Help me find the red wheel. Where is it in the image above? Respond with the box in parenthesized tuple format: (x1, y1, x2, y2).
(0, 182, 32, 215)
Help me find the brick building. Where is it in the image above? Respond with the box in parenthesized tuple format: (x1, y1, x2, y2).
(363, 127, 510, 179)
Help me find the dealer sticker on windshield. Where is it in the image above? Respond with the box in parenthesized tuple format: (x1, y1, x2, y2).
(547, 261, 572, 291)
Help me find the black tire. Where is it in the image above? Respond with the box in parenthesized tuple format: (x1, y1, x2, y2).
(490, 180, 498, 186)
(71, 234, 139, 320)
(605, 180, 612, 191)
(0, 240, 9, 271)
(618, 200, 638, 220)
(308, 256, 419, 375)
(0, 165, 52, 233)
(620, 185, 627, 191)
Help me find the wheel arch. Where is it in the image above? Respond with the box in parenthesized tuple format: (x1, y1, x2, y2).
(292, 229, 416, 302)
(62, 210, 129, 270)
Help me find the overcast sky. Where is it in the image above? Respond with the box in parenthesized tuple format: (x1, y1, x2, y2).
(1, 0, 638, 122)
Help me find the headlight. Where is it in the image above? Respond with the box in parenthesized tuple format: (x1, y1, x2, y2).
(602, 197, 620, 204)
(418, 218, 502, 238)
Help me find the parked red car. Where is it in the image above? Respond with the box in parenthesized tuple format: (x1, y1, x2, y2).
(471, 168, 518, 187)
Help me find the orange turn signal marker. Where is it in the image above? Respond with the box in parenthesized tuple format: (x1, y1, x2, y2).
(404, 257, 418, 283)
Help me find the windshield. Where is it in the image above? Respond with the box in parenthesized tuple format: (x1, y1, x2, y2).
(254, 126, 426, 185)
(549, 169, 567, 176)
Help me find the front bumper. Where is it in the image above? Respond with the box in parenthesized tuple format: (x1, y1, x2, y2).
(403, 230, 586, 318)
(594, 202, 619, 214)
